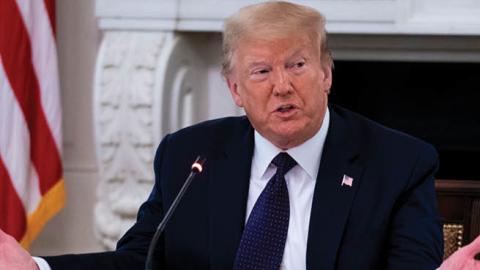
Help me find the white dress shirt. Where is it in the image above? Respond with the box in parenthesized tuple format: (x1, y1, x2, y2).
(247, 109, 330, 270)
(34, 109, 330, 270)
(33, 256, 51, 270)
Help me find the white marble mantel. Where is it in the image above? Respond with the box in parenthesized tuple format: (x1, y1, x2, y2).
(92, 0, 480, 249)
(96, 0, 480, 35)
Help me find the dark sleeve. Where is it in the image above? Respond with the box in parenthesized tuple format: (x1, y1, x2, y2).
(43, 135, 171, 270)
(387, 145, 444, 269)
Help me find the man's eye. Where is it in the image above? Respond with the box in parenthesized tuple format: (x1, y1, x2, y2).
(294, 61, 305, 68)
(254, 69, 269, 74)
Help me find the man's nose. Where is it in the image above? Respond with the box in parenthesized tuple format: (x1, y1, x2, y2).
(272, 69, 293, 96)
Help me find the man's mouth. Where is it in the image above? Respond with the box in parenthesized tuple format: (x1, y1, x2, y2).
(275, 104, 297, 113)
(276, 104, 297, 113)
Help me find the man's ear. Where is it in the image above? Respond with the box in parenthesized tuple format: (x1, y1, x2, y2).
(321, 64, 333, 93)
(226, 75, 244, 107)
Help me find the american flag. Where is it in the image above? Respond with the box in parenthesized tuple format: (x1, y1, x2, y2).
(0, 0, 65, 249)
(341, 174, 354, 187)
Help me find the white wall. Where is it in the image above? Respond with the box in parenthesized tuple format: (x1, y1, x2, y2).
(30, 0, 103, 255)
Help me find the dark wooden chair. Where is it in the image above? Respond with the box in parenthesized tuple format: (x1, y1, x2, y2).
(436, 180, 480, 259)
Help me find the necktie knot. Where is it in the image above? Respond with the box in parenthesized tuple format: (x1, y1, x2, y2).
(271, 152, 297, 175)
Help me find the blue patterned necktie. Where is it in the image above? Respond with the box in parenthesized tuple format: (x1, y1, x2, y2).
(233, 152, 297, 270)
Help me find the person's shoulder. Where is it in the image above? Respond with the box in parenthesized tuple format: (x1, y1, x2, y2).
(332, 105, 438, 161)
(153, 116, 251, 165)
(171, 116, 249, 138)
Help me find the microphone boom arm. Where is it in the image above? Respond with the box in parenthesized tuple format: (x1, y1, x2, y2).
(145, 156, 206, 270)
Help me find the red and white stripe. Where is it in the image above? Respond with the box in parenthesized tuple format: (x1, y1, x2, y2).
(0, 0, 64, 248)
(16, 0, 62, 153)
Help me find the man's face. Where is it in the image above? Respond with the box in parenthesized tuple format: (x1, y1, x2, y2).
(226, 35, 332, 149)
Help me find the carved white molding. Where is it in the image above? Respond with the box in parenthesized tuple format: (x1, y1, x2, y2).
(93, 30, 204, 249)
(96, 0, 480, 35)
(93, 31, 162, 249)
(154, 34, 205, 136)
(330, 34, 480, 62)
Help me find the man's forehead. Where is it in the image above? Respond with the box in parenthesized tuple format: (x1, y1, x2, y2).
(243, 48, 306, 63)
(236, 38, 318, 63)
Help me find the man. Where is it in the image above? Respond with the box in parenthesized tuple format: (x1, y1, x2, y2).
(1, 1, 479, 270)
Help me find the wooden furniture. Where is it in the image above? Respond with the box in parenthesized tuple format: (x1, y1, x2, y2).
(436, 180, 480, 259)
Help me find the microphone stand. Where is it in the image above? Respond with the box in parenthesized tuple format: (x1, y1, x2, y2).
(145, 156, 206, 270)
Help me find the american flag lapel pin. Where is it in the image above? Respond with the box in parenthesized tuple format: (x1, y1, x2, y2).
(341, 174, 354, 187)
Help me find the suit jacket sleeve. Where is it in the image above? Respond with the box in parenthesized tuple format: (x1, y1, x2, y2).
(386, 144, 443, 269)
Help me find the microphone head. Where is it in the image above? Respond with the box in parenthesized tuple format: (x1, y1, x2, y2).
(191, 156, 206, 173)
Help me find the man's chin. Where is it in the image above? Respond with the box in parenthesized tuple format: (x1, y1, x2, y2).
(272, 122, 305, 136)
(267, 128, 308, 149)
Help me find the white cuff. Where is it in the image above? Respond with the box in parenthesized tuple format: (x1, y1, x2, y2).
(32, 257, 52, 270)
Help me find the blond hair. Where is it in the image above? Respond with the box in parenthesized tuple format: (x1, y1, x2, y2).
(222, 1, 332, 76)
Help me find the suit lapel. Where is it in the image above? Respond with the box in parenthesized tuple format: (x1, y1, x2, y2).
(306, 108, 365, 270)
(208, 120, 254, 270)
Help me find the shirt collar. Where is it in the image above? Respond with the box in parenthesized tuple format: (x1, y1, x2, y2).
(252, 108, 330, 180)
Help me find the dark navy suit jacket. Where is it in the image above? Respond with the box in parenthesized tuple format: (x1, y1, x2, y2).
(45, 105, 443, 269)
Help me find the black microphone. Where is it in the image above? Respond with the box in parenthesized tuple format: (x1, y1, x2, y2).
(145, 156, 207, 270)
